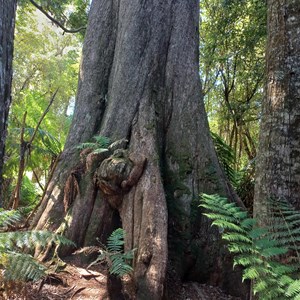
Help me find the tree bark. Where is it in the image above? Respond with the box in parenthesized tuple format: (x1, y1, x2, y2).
(254, 0, 300, 219)
(0, 0, 17, 207)
(32, 0, 247, 298)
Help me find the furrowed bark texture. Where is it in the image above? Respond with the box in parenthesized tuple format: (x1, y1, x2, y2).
(0, 0, 17, 206)
(254, 0, 300, 218)
(33, 0, 246, 298)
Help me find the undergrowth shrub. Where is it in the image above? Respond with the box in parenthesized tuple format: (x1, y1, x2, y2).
(201, 194, 300, 300)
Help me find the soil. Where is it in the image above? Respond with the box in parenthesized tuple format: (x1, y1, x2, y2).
(0, 257, 242, 300)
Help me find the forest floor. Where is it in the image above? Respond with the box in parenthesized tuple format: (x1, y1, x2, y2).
(2, 256, 242, 300)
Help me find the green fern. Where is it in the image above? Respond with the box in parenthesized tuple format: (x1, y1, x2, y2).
(211, 132, 237, 186)
(1, 252, 46, 281)
(75, 135, 111, 152)
(0, 230, 72, 251)
(0, 209, 22, 228)
(0, 209, 74, 283)
(287, 280, 300, 299)
(200, 194, 300, 300)
(107, 228, 126, 252)
(11, 127, 62, 156)
(89, 228, 135, 277)
(93, 135, 111, 148)
(268, 198, 300, 254)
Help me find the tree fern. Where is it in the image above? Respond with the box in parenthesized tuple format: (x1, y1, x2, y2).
(200, 194, 300, 300)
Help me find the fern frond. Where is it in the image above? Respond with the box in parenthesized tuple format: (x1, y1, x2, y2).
(243, 266, 263, 280)
(122, 249, 135, 260)
(269, 262, 298, 276)
(90, 228, 135, 278)
(211, 132, 237, 186)
(260, 246, 288, 258)
(0, 209, 22, 228)
(286, 280, 300, 298)
(75, 135, 111, 151)
(107, 228, 125, 252)
(0, 230, 74, 251)
(202, 213, 237, 223)
(109, 253, 133, 276)
(201, 194, 247, 220)
(233, 254, 262, 267)
(247, 227, 268, 239)
(92, 135, 111, 148)
(1, 251, 46, 281)
(75, 142, 99, 150)
(200, 194, 300, 300)
(222, 232, 252, 243)
(210, 219, 245, 232)
(228, 242, 255, 254)
(240, 218, 257, 229)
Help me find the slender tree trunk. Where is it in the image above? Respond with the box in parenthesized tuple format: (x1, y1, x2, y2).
(254, 0, 300, 219)
(32, 0, 247, 298)
(0, 0, 17, 207)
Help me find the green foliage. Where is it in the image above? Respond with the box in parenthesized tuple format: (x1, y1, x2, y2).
(66, 0, 90, 39)
(201, 0, 266, 169)
(19, 0, 90, 39)
(211, 131, 255, 211)
(0, 210, 74, 282)
(287, 280, 300, 299)
(0, 209, 22, 227)
(89, 228, 135, 277)
(20, 176, 39, 207)
(6, 127, 62, 175)
(3, 6, 81, 206)
(235, 160, 255, 211)
(200, 194, 300, 300)
(211, 132, 237, 186)
(76, 135, 111, 153)
(2, 252, 46, 282)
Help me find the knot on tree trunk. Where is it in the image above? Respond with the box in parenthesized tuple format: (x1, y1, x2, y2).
(94, 149, 147, 209)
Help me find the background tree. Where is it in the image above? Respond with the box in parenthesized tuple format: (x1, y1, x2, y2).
(31, 0, 247, 299)
(200, 0, 267, 212)
(200, 0, 266, 168)
(254, 0, 300, 218)
(1, 6, 81, 209)
(0, 0, 18, 207)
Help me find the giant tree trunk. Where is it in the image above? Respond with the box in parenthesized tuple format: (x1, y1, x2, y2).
(32, 0, 246, 298)
(254, 0, 300, 218)
(0, 0, 17, 206)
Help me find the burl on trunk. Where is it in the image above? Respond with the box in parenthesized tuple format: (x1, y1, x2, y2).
(32, 0, 246, 299)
